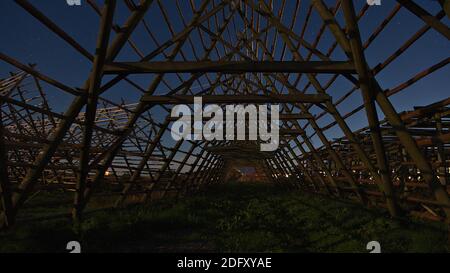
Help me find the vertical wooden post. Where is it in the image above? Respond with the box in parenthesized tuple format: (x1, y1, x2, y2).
(73, 0, 117, 224)
(341, 0, 400, 217)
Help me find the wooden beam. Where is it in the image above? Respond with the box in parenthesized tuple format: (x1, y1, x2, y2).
(141, 94, 331, 104)
(280, 129, 305, 135)
(396, 0, 450, 40)
(103, 61, 356, 74)
(80, 0, 216, 212)
(0, 0, 155, 228)
(416, 132, 450, 146)
(73, 0, 116, 223)
(0, 110, 13, 229)
(401, 97, 450, 122)
(444, 0, 450, 18)
(14, 0, 94, 61)
(279, 113, 314, 120)
(169, 112, 314, 121)
(342, 0, 400, 217)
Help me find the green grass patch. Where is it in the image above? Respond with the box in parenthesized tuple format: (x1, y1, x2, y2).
(0, 182, 448, 253)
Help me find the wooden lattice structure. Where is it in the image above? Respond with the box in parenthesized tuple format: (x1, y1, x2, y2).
(0, 0, 449, 229)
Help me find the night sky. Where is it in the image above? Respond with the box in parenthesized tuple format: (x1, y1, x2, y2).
(0, 0, 449, 148)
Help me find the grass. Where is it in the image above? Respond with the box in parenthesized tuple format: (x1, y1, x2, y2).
(0, 182, 448, 253)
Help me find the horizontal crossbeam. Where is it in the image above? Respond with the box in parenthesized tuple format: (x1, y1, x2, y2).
(103, 61, 356, 74)
(141, 94, 331, 104)
(279, 113, 314, 120)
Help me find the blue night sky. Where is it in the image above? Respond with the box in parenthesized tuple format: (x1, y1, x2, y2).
(0, 0, 449, 149)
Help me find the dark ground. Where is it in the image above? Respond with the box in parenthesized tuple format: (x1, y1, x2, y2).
(0, 182, 448, 253)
